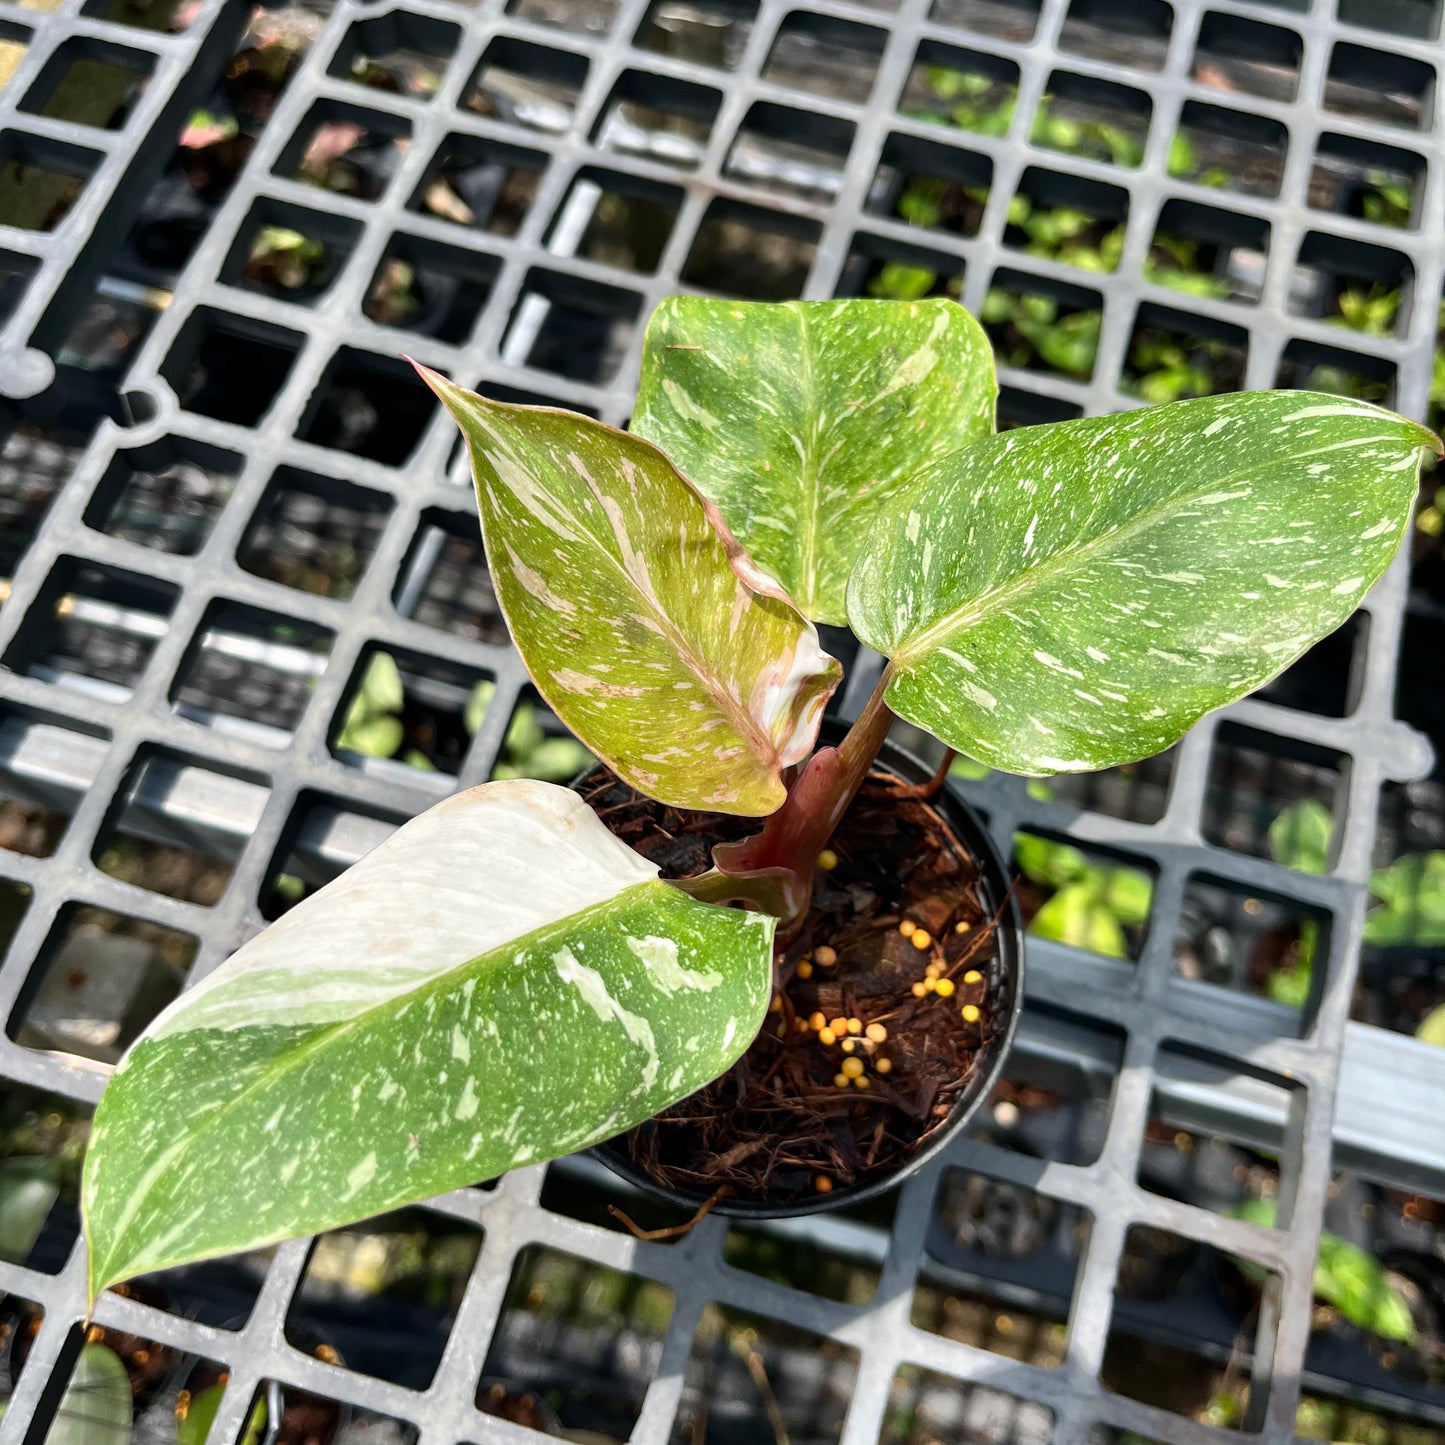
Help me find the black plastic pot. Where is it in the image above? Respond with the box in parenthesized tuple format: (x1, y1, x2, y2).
(587, 720, 1025, 1219)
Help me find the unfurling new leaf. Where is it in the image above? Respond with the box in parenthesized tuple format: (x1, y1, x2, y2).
(82, 781, 773, 1301)
(419, 369, 841, 816)
(633, 297, 997, 625)
(849, 392, 1438, 774)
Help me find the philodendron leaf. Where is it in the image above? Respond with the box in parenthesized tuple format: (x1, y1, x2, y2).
(850, 392, 1438, 774)
(632, 297, 996, 625)
(83, 780, 773, 1300)
(419, 369, 840, 816)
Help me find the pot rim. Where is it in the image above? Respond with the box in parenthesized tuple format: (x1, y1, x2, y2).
(588, 722, 1026, 1219)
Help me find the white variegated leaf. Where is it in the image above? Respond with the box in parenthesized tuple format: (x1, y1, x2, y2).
(849, 392, 1438, 773)
(82, 781, 773, 1299)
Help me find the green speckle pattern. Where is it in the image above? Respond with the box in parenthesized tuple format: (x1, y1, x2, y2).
(849, 392, 1436, 774)
(633, 297, 997, 626)
(424, 370, 841, 816)
(83, 781, 773, 1300)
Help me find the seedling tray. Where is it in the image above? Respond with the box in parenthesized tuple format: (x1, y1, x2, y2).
(0, 0, 1443, 1441)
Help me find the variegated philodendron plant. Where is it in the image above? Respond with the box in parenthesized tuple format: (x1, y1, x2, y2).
(82, 297, 1439, 1300)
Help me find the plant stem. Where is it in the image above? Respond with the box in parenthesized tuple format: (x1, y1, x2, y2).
(694, 666, 899, 933)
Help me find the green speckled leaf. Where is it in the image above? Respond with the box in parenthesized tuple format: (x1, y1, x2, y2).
(633, 296, 997, 625)
(849, 393, 1437, 774)
(421, 369, 840, 816)
(82, 781, 772, 1301)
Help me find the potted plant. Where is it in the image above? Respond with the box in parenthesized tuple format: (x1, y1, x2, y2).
(79, 296, 1437, 1300)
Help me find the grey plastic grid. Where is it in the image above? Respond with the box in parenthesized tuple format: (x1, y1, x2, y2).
(0, 0, 260, 400)
(0, 0, 1443, 1441)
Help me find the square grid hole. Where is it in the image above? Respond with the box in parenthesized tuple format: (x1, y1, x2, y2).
(1357, 779, 1445, 1037)
(329, 11, 458, 100)
(983, 270, 1103, 384)
(762, 12, 885, 104)
(10, 902, 197, 1064)
(724, 1190, 896, 1305)
(545, 169, 683, 274)
(296, 350, 442, 466)
(1324, 43, 1435, 131)
(1191, 11, 1301, 103)
(4, 558, 176, 700)
(881, 1367, 1054, 1444)
(1005, 167, 1128, 273)
(411, 133, 547, 236)
(1040, 748, 1177, 825)
(40, 1333, 235, 1443)
(1203, 723, 1344, 870)
(480, 1245, 672, 1441)
(239, 467, 393, 600)
(1255, 612, 1364, 719)
(0, 707, 95, 860)
(1168, 100, 1287, 198)
(635, 0, 757, 72)
(161, 309, 304, 428)
(1013, 831, 1155, 963)
(87, 437, 240, 558)
(672, 1303, 859, 1445)
(1102, 1224, 1281, 1431)
(682, 200, 820, 300)
(839, 231, 965, 303)
(898, 41, 1019, 139)
(1276, 336, 1395, 406)
(0, 1083, 91, 1273)
(929, 0, 1040, 42)
(490, 689, 591, 784)
(172, 600, 334, 746)
(392, 508, 508, 645)
(1139, 1043, 1304, 1223)
(1060, 0, 1173, 71)
(1031, 71, 1152, 169)
(286, 1207, 482, 1390)
(1121, 304, 1249, 402)
(1309, 133, 1426, 230)
(281, 101, 412, 202)
(259, 791, 402, 920)
(726, 103, 854, 202)
(869, 133, 992, 242)
(223, 199, 361, 305)
(0, 134, 101, 232)
(1175, 872, 1330, 1021)
(332, 647, 492, 778)
(241, 1384, 417, 1445)
(364, 232, 499, 341)
(593, 71, 720, 170)
(0, 416, 91, 579)
(93, 747, 261, 907)
(966, 1006, 1125, 1167)
(502, 272, 641, 383)
(1289, 232, 1413, 339)
(913, 1164, 1091, 1369)
(1148, 199, 1270, 305)
(19, 37, 154, 130)
(464, 36, 590, 135)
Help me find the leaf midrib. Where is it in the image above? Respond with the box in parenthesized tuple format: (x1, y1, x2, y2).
(790, 302, 822, 618)
(888, 430, 1404, 666)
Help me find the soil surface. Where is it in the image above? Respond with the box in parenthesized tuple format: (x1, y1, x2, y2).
(577, 763, 1005, 1205)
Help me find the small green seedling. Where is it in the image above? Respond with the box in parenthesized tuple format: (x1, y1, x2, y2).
(1230, 1197, 1417, 1344)
(80, 295, 1438, 1300)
